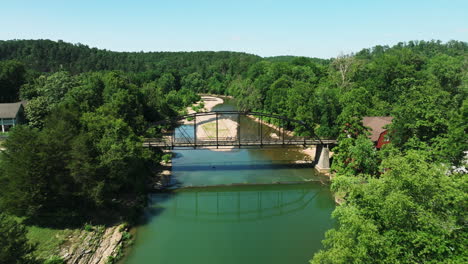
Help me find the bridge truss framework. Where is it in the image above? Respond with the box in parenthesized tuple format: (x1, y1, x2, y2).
(145, 111, 336, 149)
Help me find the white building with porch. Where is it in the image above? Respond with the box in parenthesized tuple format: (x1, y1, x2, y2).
(0, 102, 25, 132)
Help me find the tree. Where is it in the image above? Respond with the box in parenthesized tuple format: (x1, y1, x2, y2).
(157, 73, 177, 94)
(312, 151, 467, 264)
(24, 71, 78, 128)
(331, 53, 358, 89)
(0, 214, 38, 264)
(390, 85, 454, 149)
(68, 109, 150, 213)
(0, 108, 80, 224)
(0, 125, 46, 218)
(331, 134, 379, 177)
(0, 60, 26, 102)
(181, 72, 206, 93)
(427, 54, 463, 94)
(434, 99, 468, 166)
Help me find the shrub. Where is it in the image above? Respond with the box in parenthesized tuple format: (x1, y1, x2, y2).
(44, 255, 65, 264)
(122, 231, 132, 241)
(83, 224, 94, 232)
(161, 154, 171, 163)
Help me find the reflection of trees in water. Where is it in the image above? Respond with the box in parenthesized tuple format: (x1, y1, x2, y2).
(152, 184, 323, 222)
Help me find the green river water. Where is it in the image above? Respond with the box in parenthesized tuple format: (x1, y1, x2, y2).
(124, 98, 335, 264)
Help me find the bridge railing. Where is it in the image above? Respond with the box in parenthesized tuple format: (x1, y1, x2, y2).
(143, 137, 336, 148)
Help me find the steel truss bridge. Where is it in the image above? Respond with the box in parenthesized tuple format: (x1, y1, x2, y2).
(144, 111, 336, 149)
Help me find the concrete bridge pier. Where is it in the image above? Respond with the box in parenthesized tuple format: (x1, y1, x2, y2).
(315, 145, 330, 173)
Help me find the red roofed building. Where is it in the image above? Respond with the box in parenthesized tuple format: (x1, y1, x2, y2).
(362, 116, 393, 149)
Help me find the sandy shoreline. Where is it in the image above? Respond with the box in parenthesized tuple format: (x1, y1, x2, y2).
(245, 115, 325, 161)
(246, 115, 295, 137)
(188, 95, 224, 113)
(185, 96, 237, 150)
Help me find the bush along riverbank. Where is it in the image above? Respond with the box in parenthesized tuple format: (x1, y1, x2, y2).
(148, 151, 173, 191)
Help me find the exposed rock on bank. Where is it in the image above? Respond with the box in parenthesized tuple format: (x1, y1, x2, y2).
(60, 224, 127, 264)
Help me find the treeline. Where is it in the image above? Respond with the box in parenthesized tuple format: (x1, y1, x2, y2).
(0, 39, 260, 77)
(0, 39, 261, 102)
(227, 40, 467, 141)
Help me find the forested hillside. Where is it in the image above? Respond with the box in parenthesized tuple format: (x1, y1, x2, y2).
(0, 39, 466, 263)
(0, 39, 260, 74)
(0, 39, 261, 103)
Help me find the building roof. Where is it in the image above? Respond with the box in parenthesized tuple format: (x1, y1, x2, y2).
(362, 116, 393, 141)
(0, 102, 23, 119)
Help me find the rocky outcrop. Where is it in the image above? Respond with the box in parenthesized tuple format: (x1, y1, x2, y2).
(60, 225, 125, 264)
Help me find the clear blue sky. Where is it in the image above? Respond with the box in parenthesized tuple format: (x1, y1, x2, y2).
(1, 0, 467, 58)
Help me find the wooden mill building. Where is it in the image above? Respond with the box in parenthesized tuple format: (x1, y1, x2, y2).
(362, 116, 393, 149)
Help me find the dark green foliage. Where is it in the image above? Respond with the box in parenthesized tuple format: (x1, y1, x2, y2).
(435, 99, 468, 166)
(0, 60, 26, 102)
(312, 152, 467, 264)
(309, 40, 467, 263)
(22, 71, 79, 128)
(390, 85, 453, 147)
(0, 71, 191, 225)
(43, 256, 64, 264)
(331, 135, 379, 177)
(265, 56, 330, 66)
(0, 39, 261, 76)
(0, 214, 38, 264)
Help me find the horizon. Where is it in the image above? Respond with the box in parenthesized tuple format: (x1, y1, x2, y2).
(1, 0, 467, 59)
(3, 38, 465, 60)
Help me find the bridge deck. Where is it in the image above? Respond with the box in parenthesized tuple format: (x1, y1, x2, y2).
(144, 138, 337, 148)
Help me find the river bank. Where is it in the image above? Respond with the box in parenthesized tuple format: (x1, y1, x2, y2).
(244, 115, 335, 168)
(59, 224, 129, 264)
(188, 95, 238, 150)
(27, 222, 130, 264)
(186, 95, 224, 114)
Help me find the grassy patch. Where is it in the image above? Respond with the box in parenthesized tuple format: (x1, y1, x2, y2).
(27, 225, 81, 260)
(200, 123, 229, 139)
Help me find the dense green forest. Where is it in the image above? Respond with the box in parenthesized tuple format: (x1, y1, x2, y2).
(0, 39, 260, 102)
(0, 39, 466, 263)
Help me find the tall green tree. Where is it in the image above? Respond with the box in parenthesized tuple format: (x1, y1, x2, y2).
(0, 214, 38, 264)
(23, 71, 78, 128)
(312, 151, 467, 264)
(0, 60, 26, 102)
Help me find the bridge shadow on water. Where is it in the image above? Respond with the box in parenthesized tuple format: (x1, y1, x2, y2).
(138, 159, 331, 226)
(171, 160, 317, 172)
(142, 182, 330, 224)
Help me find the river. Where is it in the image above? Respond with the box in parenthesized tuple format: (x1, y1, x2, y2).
(123, 98, 335, 264)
